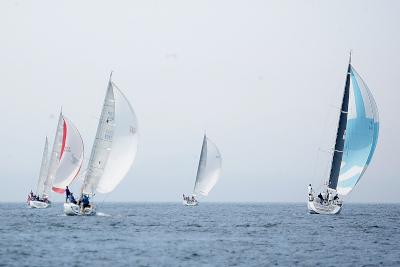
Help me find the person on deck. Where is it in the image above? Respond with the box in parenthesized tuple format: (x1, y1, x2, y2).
(65, 186, 71, 203)
(29, 191, 35, 201)
(183, 194, 186, 201)
(308, 184, 313, 196)
(69, 193, 77, 204)
(318, 193, 323, 203)
(321, 191, 327, 201)
(82, 195, 90, 209)
(328, 192, 334, 203)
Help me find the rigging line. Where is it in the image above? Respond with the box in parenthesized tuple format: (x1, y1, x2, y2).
(312, 102, 333, 184)
(97, 193, 109, 211)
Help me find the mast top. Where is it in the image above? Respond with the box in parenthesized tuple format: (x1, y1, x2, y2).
(109, 71, 113, 82)
(349, 50, 352, 65)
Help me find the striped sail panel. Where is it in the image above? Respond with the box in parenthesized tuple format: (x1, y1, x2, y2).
(52, 116, 84, 193)
(95, 83, 139, 193)
(337, 66, 379, 195)
(36, 137, 49, 197)
(193, 137, 222, 197)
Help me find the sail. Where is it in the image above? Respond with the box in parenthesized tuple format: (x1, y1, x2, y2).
(336, 65, 379, 195)
(44, 113, 64, 196)
(52, 116, 84, 193)
(328, 64, 351, 190)
(82, 80, 139, 195)
(193, 136, 222, 196)
(36, 137, 49, 197)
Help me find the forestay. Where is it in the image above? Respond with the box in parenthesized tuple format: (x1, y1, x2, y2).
(193, 135, 222, 196)
(82, 80, 139, 195)
(336, 65, 379, 195)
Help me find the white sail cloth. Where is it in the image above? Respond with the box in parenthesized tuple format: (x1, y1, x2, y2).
(82, 81, 139, 195)
(51, 115, 84, 193)
(193, 136, 222, 196)
(36, 137, 49, 197)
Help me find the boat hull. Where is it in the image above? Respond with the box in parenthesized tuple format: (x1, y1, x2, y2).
(183, 200, 198, 206)
(64, 203, 96, 216)
(28, 200, 51, 209)
(308, 200, 342, 215)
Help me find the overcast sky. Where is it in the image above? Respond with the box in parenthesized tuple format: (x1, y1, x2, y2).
(1, 0, 399, 203)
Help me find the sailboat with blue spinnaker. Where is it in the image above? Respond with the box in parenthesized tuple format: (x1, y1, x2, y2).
(308, 54, 379, 214)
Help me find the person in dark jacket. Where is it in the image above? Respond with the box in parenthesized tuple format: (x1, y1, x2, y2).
(65, 186, 71, 203)
(82, 195, 90, 209)
(69, 193, 77, 204)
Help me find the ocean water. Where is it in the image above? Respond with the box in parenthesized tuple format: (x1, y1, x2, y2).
(0, 203, 399, 267)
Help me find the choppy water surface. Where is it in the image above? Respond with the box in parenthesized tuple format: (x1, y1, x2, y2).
(1, 203, 399, 266)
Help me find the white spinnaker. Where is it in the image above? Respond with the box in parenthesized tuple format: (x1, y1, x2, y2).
(193, 136, 222, 196)
(36, 137, 49, 197)
(44, 113, 64, 196)
(52, 117, 84, 193)
(83, 81, 139, 194)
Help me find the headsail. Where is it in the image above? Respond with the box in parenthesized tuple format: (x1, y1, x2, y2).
(328, 59, 379, 195)
(52, 116, 84, 193)
(336, 65, 379, 195)
(82, 78, 139, 195)
(36, 137, 49, 197)
(193, 135, 222, 196)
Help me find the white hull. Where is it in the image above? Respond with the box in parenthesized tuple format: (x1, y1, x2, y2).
(64, 203, 96, 216)
(308, 200, 342, 215)
(183, 200, 198, 206)
(28, 200, 51, 209)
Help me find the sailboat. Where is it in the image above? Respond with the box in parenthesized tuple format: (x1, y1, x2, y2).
(28, 137, 50, 208)
(64, 74, 139, 216)
(308, 54, 379, 214)
(183, 134, 222, 206)
(28, 112, 84, 208)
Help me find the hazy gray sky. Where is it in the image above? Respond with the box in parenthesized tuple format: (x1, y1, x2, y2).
(1, 0, 399, 202)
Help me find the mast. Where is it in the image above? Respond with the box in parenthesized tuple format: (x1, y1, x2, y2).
(327, 54, 351, 190)
(193, 134, 207, 195)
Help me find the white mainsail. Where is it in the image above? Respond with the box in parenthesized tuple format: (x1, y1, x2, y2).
(36, 137, 49, 197)
(193, 135, 222, 196)
(82, 78, 139, 195)
(44, 112, 64, 196)
(51, 116, 85, 193)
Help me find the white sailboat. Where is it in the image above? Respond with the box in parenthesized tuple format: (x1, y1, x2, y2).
(28, 112, 84, 208)
(308, 54, 379, 214)
(183, 134, 222, 206)
(28, 137, 50, 208)
(64, 74, 139, 216)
